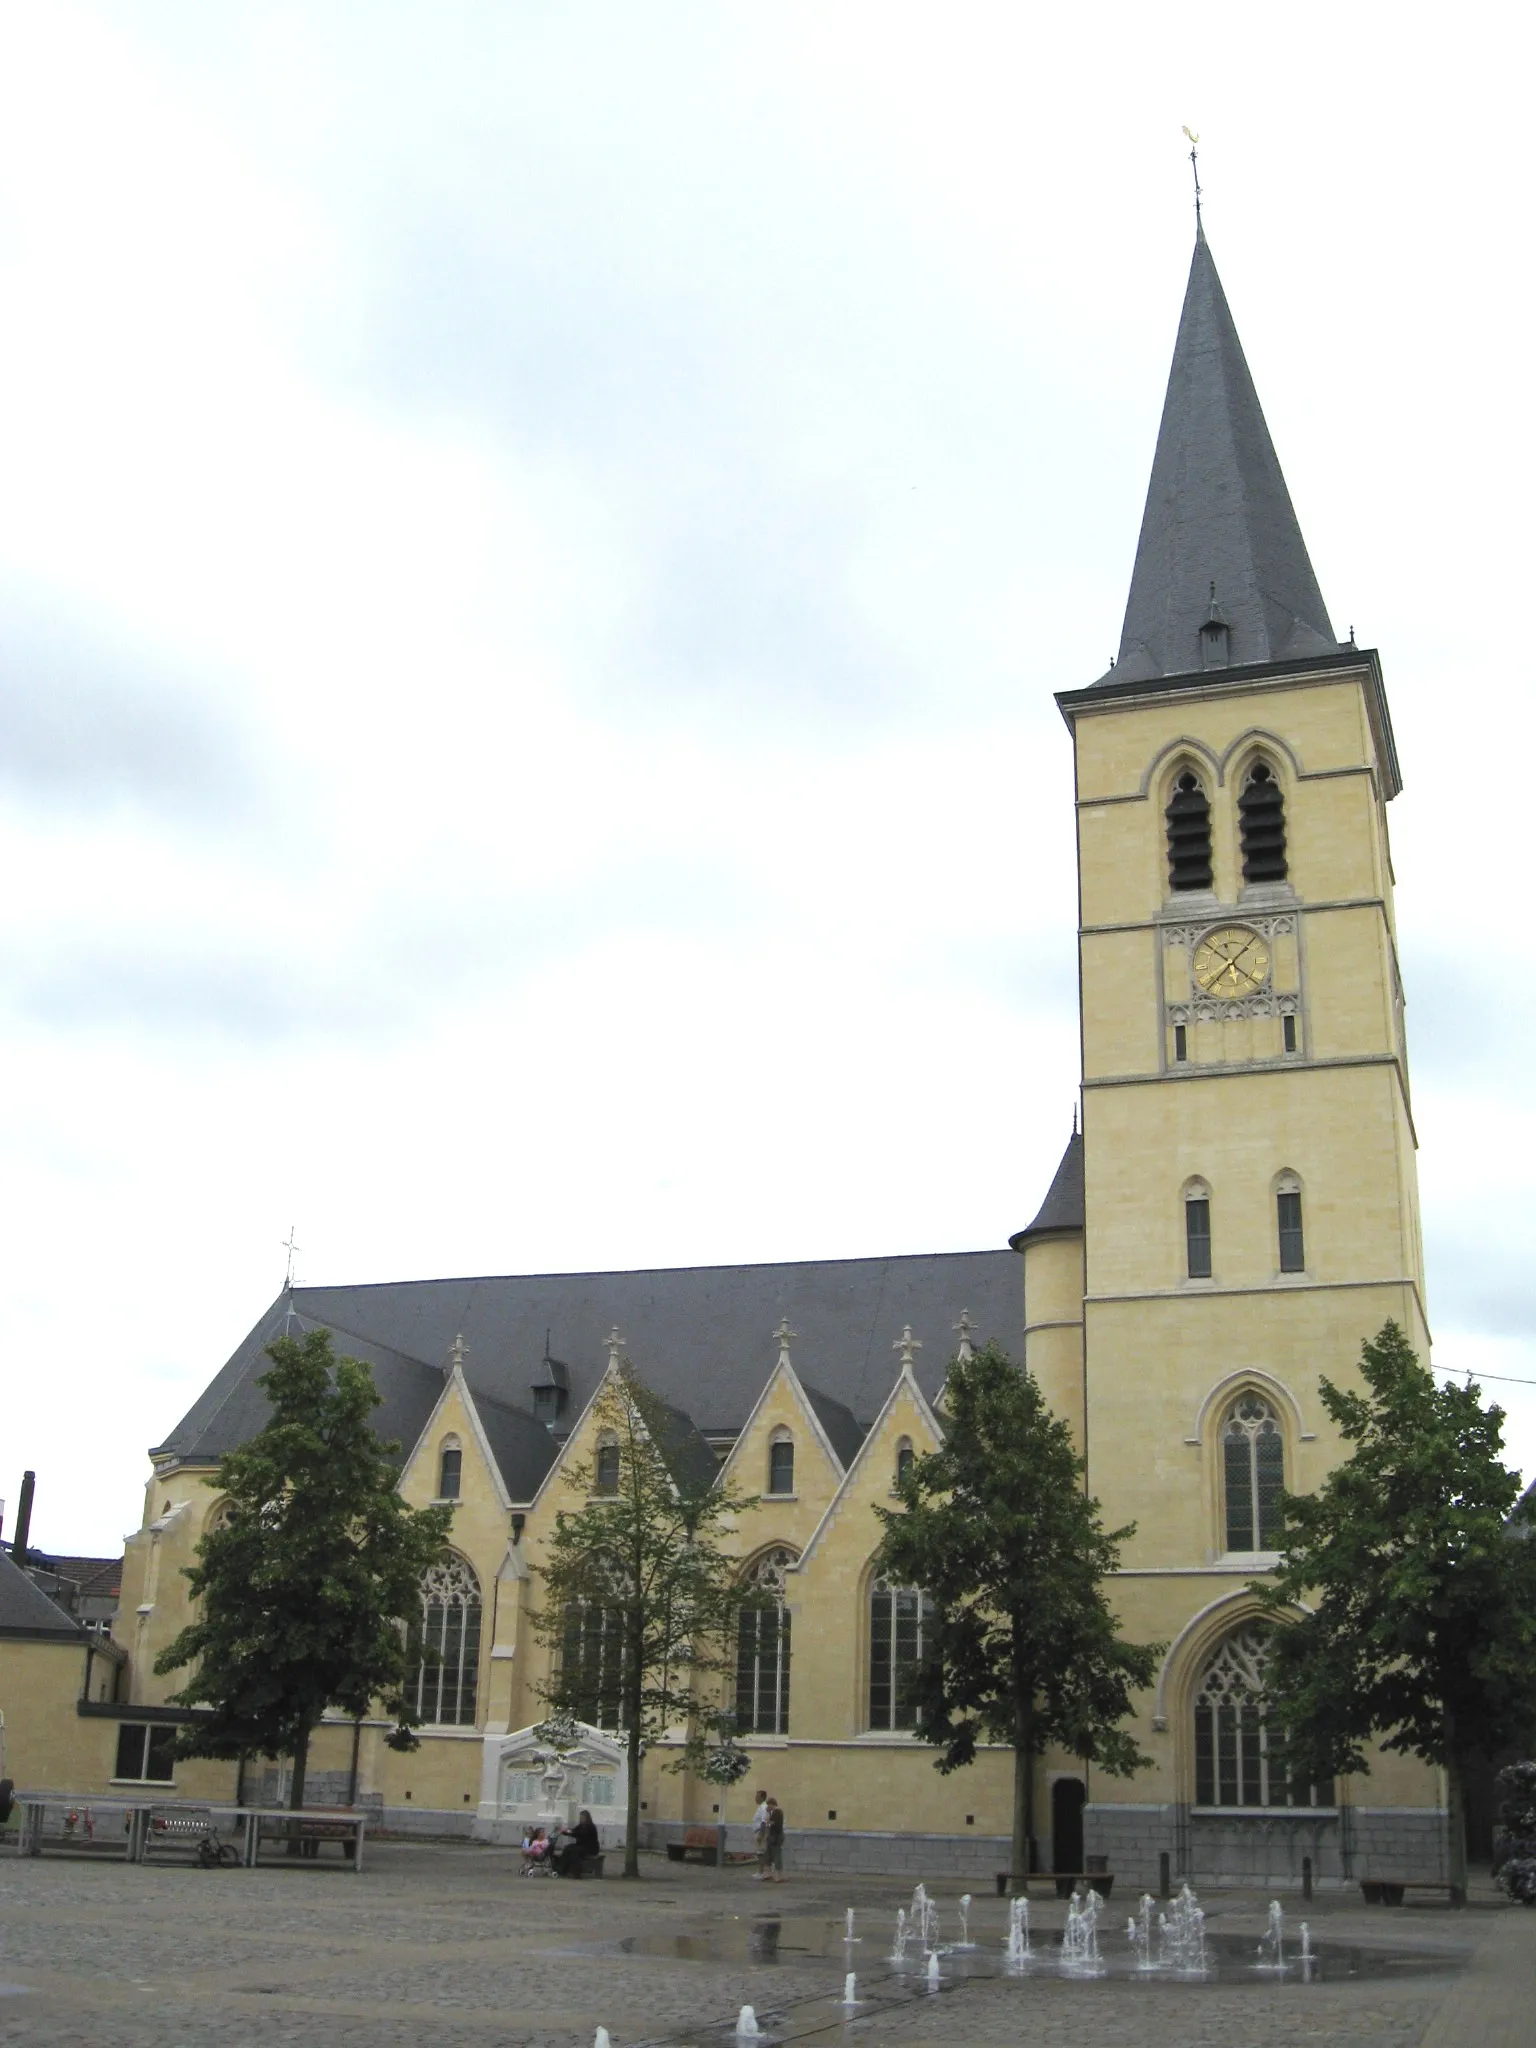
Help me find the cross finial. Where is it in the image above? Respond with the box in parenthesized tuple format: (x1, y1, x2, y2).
(449, 1332, 469, 1372)
(606, 1326, 626, 1371)
(953, 1309, 976, 1365)
(281, 1224, 302, 1290)
(772, 1316, 798, 1368)
(1182, 126, 1202, 230)
(893, 1325, 923, 1371)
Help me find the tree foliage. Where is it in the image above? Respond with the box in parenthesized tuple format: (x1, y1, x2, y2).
(874, 1342, 1162, 1874)
(1258, 1320, 1536, 1900)
(155, 1329, 452, 1809)
(530, 1362, 751, 1878)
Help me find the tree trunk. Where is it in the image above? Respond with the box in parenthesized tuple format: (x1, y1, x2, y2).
(624, 1720, 642, 1879)
(286, 1721, 311, 1856)
(1011, 1673, 1036, 1879)
(1443, 1717, 1468, 1907)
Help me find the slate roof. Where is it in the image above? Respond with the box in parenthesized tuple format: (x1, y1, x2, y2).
(0, 1550, 88, 1640)
(801, 1385, 866, 1470)
(1099, 230, 1341, 687)
(1009, 1131, 1084, 1249)
(156, 1250, 1023, 1501)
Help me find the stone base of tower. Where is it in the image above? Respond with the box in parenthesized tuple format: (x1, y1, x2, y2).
(1083, 1802, 1450, 1891)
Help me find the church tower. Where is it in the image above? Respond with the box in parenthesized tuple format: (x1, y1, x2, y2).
(1017, 227, 1437, 1883)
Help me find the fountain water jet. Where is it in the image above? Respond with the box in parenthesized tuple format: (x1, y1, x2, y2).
(954, 1893, 974, 1948)
(594, 2032, 612, 2048)
(735, 2007, 761, 2038)
(889, 1908, 910, 1965)
(1157, 1884, 1209, 1976)
(844, 1908, 858, 1943)
(842, 1973, 859, 2006)
(1126, 1892, 1157, 1970)
(1004, 1895, 1031, 1967)
(1059, 1888, 1105, 1976)
(1255, 1900, 1287, 1973)
(925, 1950, 941, 1990)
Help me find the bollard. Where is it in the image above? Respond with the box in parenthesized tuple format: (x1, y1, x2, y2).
(1302, 1855, 1313, 1902)
(1158, 1850, 1171, 1899)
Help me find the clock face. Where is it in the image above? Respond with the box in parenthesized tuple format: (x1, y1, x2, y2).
(1191, 926, 1270, 997)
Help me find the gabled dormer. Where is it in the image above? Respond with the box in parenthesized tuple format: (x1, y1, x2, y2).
(715, 1319, 862, 1554)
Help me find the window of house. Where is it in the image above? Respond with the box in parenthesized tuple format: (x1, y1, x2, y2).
(1185, 1189, 1212, 1279)
(895, 1438, 915, 1487)
(1239, 761, 1288, 883)
(114, 1723, 177, 1783)
(561, 1601, 627, 1730)
(1165, 771, 1213, 891)
(1276, 1182, 1305, 1272)
(594, 1441, 621, 1495)
(767, 1436, 795, 1495)
(408, 1554, 483, 1726)
(437, 1440, 462, 1500)
(1193, 1626, 1331, 1808)
(1223, 1396, 1285, 1552)
(868, 1578, 935, 1731)
(736, 1548, 794, 1734)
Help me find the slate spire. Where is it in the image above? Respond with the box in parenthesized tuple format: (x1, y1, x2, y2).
(1103, 230, 1339, 686)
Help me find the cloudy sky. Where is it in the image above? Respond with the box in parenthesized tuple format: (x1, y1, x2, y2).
(4, 2, 1533, 1555)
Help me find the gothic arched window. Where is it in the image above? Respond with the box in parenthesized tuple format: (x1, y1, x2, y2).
(1239, 761, 1288, 882)
(561, 1600, 627, 1730)
(868, 1578, 935, 1731)
(767, 1432, 795, 1496)
(895, 1437, 915, 1487)
(594, 1438, 621, 1495)
(1184, 1179, 1213, 1280)
(410, 1554, 482, 1727)
(1193, 1625, 1332, 1808)
(1276, 1174, 1305, 1273)
(1165, 770, 1213, 892)
(1223, 1395, 1285, 1552)
(736, 1547, 794, 1734)
(437, 1437, 462, 1500)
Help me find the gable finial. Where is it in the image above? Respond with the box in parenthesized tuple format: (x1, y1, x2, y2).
(448, 1332, 469, 1373)
(281, 1223, 302, 1291)
(772, 1316, 798, 1368)
(1182, 125, 1202, 231)
(893, 1324, 923, 1371)
(605, 1326, 626, 1372)
(952, 1309, 976, 1365)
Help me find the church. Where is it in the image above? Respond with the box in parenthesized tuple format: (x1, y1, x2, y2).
(85, 225, 1440, 1886)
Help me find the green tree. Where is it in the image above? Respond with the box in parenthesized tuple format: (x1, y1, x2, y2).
(531, 1362, 750, 1878)
(1258, 1320, 1536, 1903)
(874, 1341, 1162, 1877)
(155, 1329, 452, 1813)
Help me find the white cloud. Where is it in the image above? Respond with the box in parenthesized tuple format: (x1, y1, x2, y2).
(2, 0, 1533, 1551)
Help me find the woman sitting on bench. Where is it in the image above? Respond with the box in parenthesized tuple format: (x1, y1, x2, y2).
(552, 1809, 600, 1877)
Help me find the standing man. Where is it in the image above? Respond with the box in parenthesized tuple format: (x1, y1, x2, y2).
(764, 1795, 785, 1884)
(750, 1789, 770, 1879)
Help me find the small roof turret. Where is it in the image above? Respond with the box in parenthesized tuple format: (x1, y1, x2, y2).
(1009, 1129, 1084, 1250)
(1100, 230, 1341, 686)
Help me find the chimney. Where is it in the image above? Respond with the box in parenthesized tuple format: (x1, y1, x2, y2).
(12, 1469, 35, 1567)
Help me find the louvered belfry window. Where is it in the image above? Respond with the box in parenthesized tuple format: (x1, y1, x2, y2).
(1165, 772, 1213, 891)
(1239, 762, 1288, 882)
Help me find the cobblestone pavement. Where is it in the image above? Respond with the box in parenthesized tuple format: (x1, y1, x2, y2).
(0, 1842, 1521, 2048)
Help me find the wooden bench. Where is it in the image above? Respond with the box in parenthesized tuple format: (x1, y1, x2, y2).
(667, 1826, 723, 1866)
(995, 1870, 1116, 1900)
(1359, 1879, 1454, 1905)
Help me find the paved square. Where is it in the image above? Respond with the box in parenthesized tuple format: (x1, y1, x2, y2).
(0, 1843, 1524, 2047)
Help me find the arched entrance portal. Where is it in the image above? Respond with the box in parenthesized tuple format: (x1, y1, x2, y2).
(1051, 1776, 1085, 1875)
